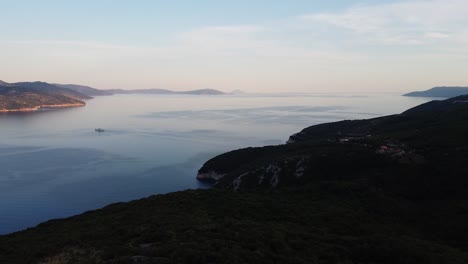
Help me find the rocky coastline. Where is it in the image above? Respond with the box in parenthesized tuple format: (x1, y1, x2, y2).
(0, 102, 86, 113)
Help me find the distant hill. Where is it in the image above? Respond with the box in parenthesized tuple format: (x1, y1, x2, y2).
(107, 88, 226, 95)
(54, 83, 113, 97)
(0, 80, 226, 112)
(106, 88, 177, 95)
(230, 89, 246, 94)
(179, 88, 225, 95)
(1, 80, 226, 97)
(404, 86, 468, 98)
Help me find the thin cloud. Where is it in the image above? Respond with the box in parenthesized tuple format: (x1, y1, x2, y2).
(176, 25, 268, 51)
(301, 0, 468, 45)
(425, 32, 450, 39)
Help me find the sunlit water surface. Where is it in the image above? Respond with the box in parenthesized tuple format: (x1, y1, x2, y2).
(0, 93, 432, 234)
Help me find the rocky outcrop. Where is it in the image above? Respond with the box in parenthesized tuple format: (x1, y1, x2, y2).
(0, 107, 41, 112)
(197, 149, 314, 190)
(196, 171, 225, 182)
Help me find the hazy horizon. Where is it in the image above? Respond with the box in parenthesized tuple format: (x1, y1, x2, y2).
(1, 0, 467, 93)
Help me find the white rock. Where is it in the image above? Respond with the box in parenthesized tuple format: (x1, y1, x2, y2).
(196, 171, 225, 181)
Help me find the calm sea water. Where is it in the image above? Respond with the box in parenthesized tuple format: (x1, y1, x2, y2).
(0, 93, 432, 234)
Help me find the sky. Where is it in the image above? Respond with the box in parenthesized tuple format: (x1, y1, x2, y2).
(0, 0, 467, 93)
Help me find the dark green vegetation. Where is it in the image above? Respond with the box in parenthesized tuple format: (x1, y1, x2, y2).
(404, 86, 468, 98)
(1, 96, 468, 263)
(0, 81, 88, 112)
(2, 187, 468, 264)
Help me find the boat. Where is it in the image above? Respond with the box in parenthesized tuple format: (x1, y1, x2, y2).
(95, 128, 105, 133)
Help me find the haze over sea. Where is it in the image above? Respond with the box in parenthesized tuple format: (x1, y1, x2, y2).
(0, 93, 431, 234)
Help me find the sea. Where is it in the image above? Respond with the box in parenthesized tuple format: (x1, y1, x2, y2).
(0, 93, 433, 234)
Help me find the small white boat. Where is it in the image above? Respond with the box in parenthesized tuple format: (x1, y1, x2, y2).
(95, 128, 105, 133)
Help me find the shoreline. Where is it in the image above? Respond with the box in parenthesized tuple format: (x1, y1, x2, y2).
(0, 103, 86, 113)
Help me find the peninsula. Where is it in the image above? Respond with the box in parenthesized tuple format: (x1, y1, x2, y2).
(0, 81, 88, 112)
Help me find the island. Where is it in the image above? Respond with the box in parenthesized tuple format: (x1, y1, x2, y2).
(1, 95, 468, 263)
(404, 86, 468, 98)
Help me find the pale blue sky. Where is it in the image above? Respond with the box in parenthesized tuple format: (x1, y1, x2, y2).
(1, 0, 467, 92)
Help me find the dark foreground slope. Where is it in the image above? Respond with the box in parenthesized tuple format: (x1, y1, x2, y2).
(2, 187, 468, 264)
(1, 96, 468, 263)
